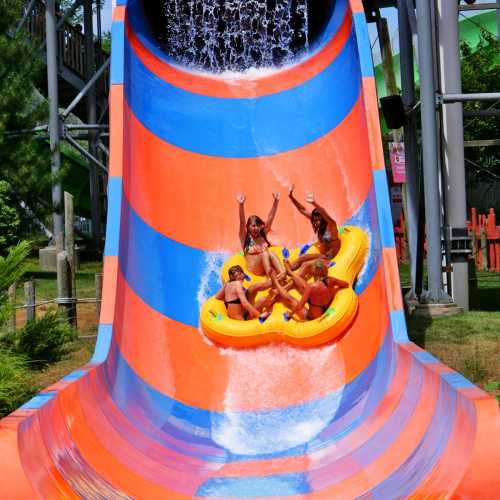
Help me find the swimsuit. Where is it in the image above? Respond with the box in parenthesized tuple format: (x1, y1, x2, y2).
(224, 288, 248, 308)
(244, 235, 269, 255)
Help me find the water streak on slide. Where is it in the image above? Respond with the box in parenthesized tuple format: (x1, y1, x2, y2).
(1, 0, 499, 497)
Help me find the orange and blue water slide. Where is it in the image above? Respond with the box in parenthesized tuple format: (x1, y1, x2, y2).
(1, 0, 500, 497)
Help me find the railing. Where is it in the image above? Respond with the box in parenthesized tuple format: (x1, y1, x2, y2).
(24, 0, 109, 98)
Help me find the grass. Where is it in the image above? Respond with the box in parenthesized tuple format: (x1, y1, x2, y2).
(402, 262, 500, 402)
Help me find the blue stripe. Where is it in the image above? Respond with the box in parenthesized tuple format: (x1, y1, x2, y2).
(119, 188, 380, 328)
(442, 372, 476, 390)
(105, 329, 394, 462)
(127, 0, 349, 74)
(111, 21, 125, 85)
(391, 309, 409, 343)
(20, 391, 56, 410)
(374, 169, 396, 248)
(196, 474, 310, 497)
(61, 369, 88, 382)
(104, 177, 122, 257)
(90, 324, 113, 365)
(353, 13, 374, 77)
(124, 34, 361, 158)
(414, 352, 440, 364)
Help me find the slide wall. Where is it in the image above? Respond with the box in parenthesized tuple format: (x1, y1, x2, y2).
(1, 0, 499, 497)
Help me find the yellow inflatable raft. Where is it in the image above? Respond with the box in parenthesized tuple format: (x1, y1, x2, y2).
(200, 226, 369, 348)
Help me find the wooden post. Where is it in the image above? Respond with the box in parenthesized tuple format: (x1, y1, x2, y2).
(56, 251, 73, 322)
(470, 228, 477, 270)
(95, 272, 103, 322)
(64, 192, 77, 326)
(24, 281, 35, 323)
(8, 283, 17, 333)
(480, 227, 488, 271)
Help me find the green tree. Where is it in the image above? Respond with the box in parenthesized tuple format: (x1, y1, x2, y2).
(0, 1, 52, 230)
(0, 181, 21, 253)
(461, 29, 500, 183)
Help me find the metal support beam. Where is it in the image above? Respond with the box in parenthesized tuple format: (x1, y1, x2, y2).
(84, 0, 102, 251)
(64, 135, 108, 173)
(45, 0, 63, 239)
(397, 0, 420, 299)
(437, 0, 469, 311)
(61, 58, 110, 119)
(459, 3, 500, 12)
(441, 92, 500, 103)
(464, 108, 500, 117)
(415, 0, 450, 303)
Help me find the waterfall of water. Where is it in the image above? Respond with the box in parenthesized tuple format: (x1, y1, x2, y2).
(158, 0, 309, 73)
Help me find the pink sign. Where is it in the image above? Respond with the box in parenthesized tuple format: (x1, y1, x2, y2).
(389, 142, 406, 183)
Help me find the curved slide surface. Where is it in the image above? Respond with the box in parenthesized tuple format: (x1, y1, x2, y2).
(1, 0, 499, 497)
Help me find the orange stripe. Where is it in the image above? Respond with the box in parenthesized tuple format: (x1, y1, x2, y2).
(113, 266, 388, 412)
(349, 0, 365, 13)
(109, 85, 124, 178)
(0, 418, 39, 499)
(99, 256, 118, 325)
(112, 6, 125, 22)
(382, 248, 404, 312)
(126, 12, 353, 98)
(123, 98, 373, 251)
(362, 77, 385, 171)
(55, 384, 192, 500)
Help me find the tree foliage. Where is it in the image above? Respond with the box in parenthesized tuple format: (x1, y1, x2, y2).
(461, 28, 500, 183)
(0, 181, 21, 253)
(0, 1, 53, 227)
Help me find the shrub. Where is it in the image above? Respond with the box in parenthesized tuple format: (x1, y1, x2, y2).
(17, 311, 76, 369)
(0, 347, 36, 417)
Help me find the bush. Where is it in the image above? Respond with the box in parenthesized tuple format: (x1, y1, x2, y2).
(0, 347, 36, 417)
(17, 311, 76, 369)
(0, 182, 21, 253)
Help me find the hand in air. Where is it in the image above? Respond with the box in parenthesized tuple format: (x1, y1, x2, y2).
(288, 184, 295, 197)
(305, 192, 315, 204)
(236, 193, 246, 204)
(272, 192, 281, 201)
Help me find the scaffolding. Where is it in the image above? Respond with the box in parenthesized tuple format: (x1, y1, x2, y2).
(17, 0, 110, 253)
(364, 0, 500, 311)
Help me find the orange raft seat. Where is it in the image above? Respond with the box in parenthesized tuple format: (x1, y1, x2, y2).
(200, 226, 369, 348)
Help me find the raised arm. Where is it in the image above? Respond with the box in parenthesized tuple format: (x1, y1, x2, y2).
(265, 192, 280, 233)
(236, 193, 246, 248)
(305, 192, 336, 225)
(288, 184, 312, 219)
(235, 282, 260, 319)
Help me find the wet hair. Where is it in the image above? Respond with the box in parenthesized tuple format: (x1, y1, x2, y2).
(244, 215, 272, 251)
(313, 259, 328, 277)
(228, 265, 244, 280)
(311, 208, 328, 236)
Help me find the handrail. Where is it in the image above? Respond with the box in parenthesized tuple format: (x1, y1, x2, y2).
(23, 0, 109, 98)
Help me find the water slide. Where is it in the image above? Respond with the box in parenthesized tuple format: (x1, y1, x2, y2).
(1, 0, 500, 497)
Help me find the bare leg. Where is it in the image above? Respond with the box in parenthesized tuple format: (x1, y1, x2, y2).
(270, 273, 307, 320)
(284, 260, 308, 294)
(247, 279, 272, 304)
(261, 251, 286, 281)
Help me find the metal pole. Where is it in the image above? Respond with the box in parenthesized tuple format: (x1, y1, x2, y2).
(84, 0, 102, 252)
(45, 0, 64, 240)
(397, 0, 420, 300)
(415, 0, 449, 303)
(442, 92, 500, 102)
(437, 0, 469, 311)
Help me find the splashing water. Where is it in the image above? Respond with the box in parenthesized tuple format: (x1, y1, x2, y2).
(159, 0, 309, 72)
(211, 342, 346, 455)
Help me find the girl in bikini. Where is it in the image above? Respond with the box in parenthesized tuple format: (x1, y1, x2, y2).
(288, 186, 341, 275)
(236, 193, 285, 278)
(270, 260, 348, 321)
(216, 265, 277, 320)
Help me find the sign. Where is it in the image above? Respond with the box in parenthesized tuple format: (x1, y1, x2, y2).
(389, 142, 406, 183)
